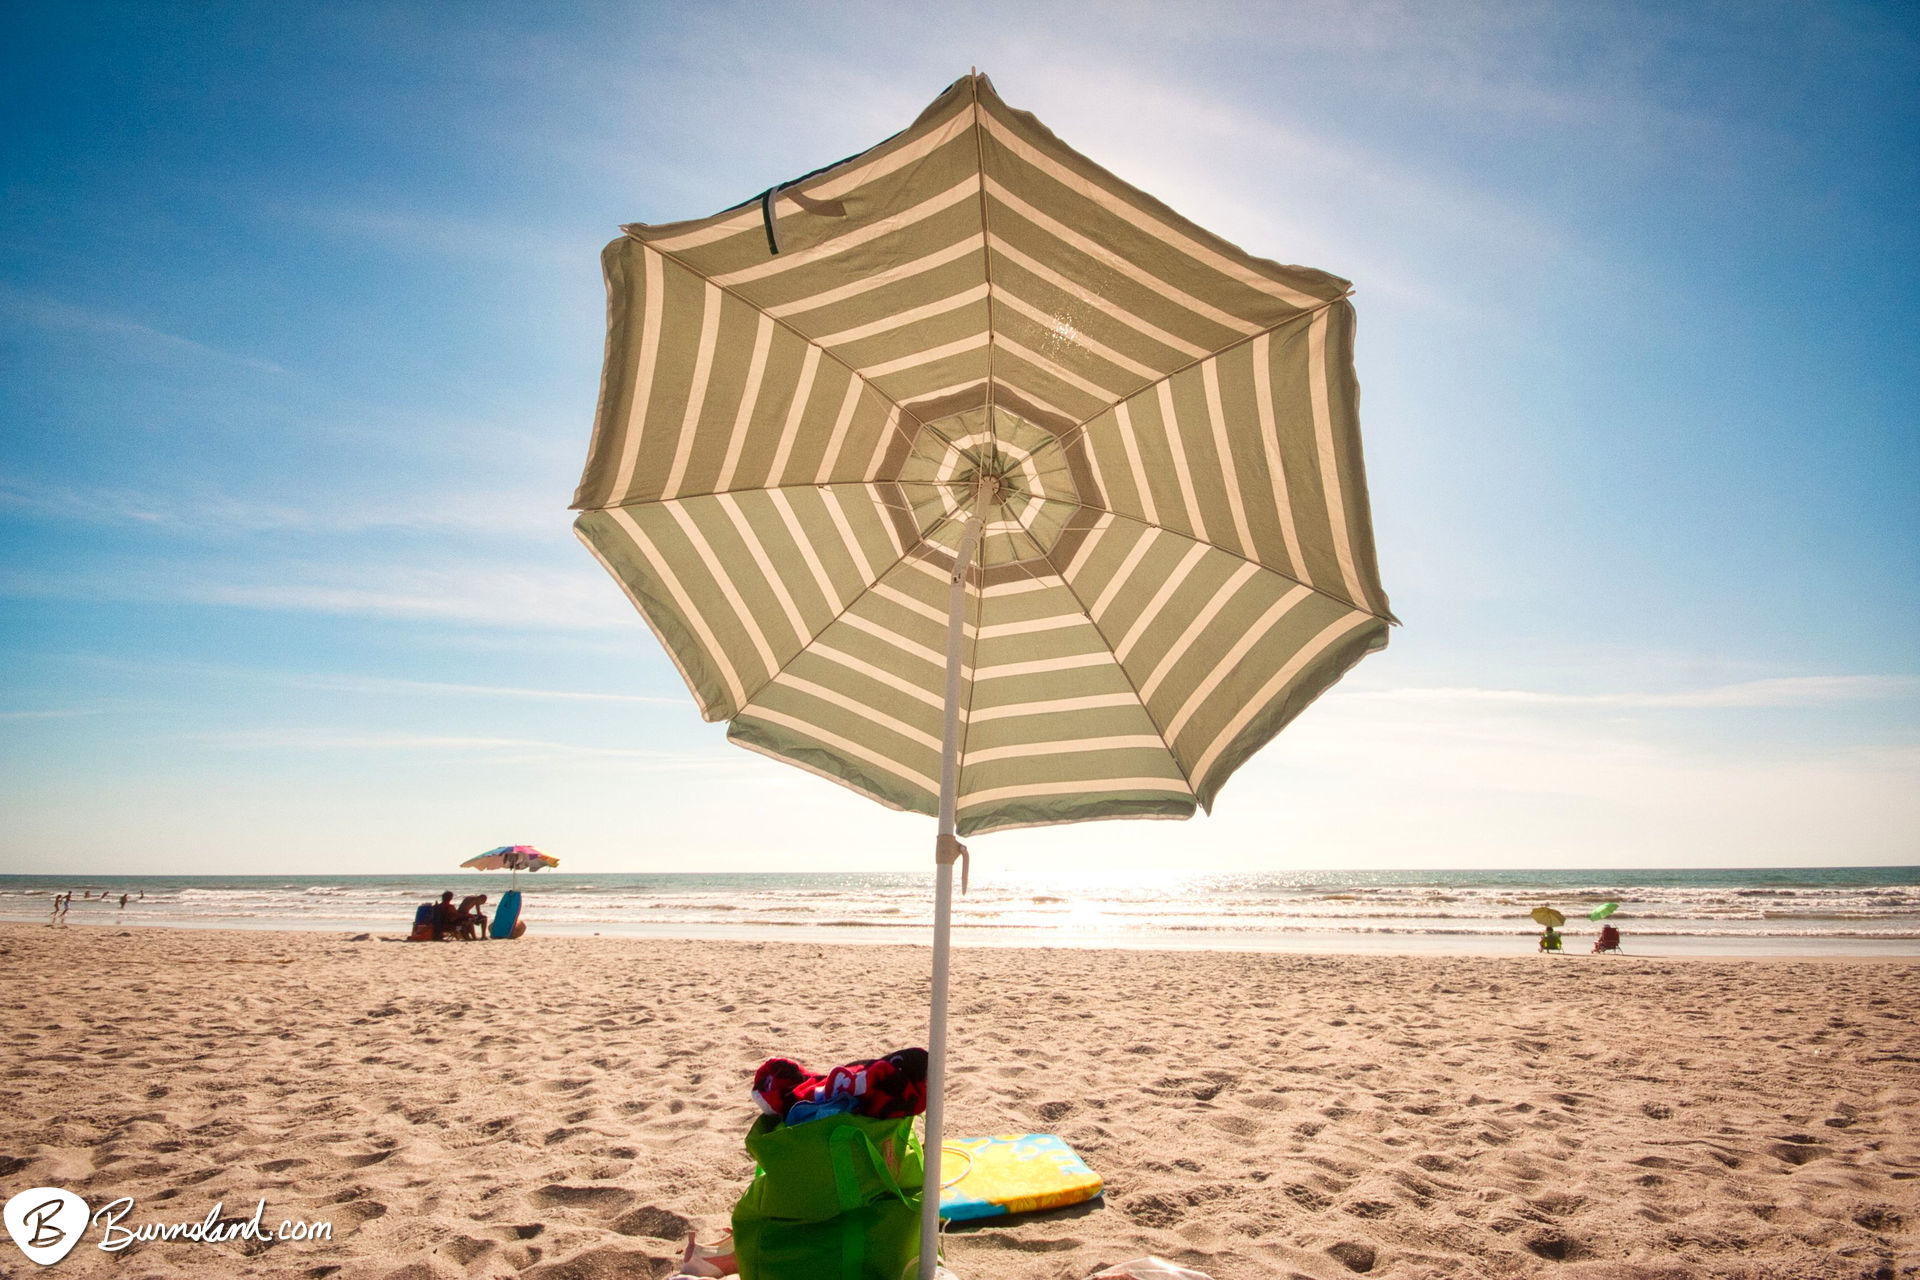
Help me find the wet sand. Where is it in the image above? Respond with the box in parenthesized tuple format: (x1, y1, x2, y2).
(1, 923, 1915, 1278)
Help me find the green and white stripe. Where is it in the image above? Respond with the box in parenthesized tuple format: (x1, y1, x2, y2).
(574, 73, 1392, 836)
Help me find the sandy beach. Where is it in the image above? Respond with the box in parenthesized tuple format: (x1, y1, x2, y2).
(2, 924, 1915, 1279)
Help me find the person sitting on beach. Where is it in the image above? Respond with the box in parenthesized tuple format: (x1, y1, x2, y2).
(1539, 925, 1562, 953)
(1594, 923, 1622, 953)
(432, 891, 459, 941)
(454, 893, 489, 941)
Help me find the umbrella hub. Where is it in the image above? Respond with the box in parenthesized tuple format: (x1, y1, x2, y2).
(954, 456, 1014, 506)
(903, 404, 1079, 570)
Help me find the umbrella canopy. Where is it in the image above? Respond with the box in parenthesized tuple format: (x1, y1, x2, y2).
(1588, 901, 1620, 921)
(571, 73, 1393, 1278)
(461, 846, 559, 872)
(1532, 906, 1567, 928)
(572, 73, 1392, 835)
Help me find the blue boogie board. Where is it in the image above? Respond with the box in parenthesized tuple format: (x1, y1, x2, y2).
(490, 889, 522, 939)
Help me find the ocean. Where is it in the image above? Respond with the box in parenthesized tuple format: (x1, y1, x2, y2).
(3, 867, 1916, 955)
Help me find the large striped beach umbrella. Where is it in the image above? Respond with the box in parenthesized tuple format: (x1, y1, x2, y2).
(572, 72, 1393, 1275)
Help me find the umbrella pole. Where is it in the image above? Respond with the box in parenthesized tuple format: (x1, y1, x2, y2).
(920, 484, 990, 1280)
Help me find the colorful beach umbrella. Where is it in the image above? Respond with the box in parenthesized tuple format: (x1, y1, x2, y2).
(462, 845, 559, 871)
(1588, 901, 1620, 921)
(1531, 906, 1566, 928)
(462, 846, 559, 886)
(571, 73, 1393, 1278)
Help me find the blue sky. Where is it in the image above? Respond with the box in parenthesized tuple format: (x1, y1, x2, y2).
(2, 1, 1915, 874)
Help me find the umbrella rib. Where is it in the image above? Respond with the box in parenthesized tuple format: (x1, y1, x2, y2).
(960, 486, 1389, 623)
(730, 508, 976, 726)
(596, 479, 1006, 576)
(599, 478, 928, 515)
(1061, 503, 1396, 625)
(969, 72, 1002, 429)
(1044, 292, 1353, 460)
(608, 236, 975, 500)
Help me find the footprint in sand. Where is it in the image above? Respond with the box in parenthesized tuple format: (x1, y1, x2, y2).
(521, 1245, 673, 1279)
(486, 1223, 545, 1242)
(530, 1184, 634, 1214)
(329, 1199, 389, 1232)
(436, 1234, 495, 1266)
(611, 1204, 691, 1239)
(1326, 1239, 1377, 1273)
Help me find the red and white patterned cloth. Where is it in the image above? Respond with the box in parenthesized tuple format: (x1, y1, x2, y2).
(751, 1047, 928, 1122)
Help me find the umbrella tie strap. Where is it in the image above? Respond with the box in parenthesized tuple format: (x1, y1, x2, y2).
(761, 185, 784, 255)
(936, 834, 969, 895)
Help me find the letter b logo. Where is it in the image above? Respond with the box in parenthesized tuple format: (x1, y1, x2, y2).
(5, 1188, 89, 1266)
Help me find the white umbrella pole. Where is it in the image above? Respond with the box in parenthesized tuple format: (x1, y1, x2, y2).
(920, 484, 990, 1280)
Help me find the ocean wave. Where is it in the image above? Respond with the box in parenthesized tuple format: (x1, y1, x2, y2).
(3, 870, 1915, 950)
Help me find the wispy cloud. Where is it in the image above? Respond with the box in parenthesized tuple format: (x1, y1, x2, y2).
(0, 282, 285, 374)
(1359, 675, 1920, 710)
(279, 202, 582, 272)
(199, 726, 745, 769)
(0, 560, 635, 631)
(290, 673, 690, 707)
(1019, 60, 1577, 319)
(190, 566, 631, 630)
(0, 473, 566, 537)
(1141, 674, 1920, 867)
(10, 653, 689, 712)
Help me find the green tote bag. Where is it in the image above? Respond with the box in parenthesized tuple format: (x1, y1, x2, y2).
(731, 1112, 925, 1280)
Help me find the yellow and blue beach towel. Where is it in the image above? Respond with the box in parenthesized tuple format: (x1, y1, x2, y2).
(937, 1133, 1102, 1222)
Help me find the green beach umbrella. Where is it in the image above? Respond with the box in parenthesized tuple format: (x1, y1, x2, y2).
(571, 72, 1394, 1278)
(1531, 906, 1566, 928)
(1589, 901, 1620, 921)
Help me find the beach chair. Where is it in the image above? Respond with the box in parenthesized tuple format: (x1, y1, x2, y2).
(407, 902, 434, 942)
(1594, 924, 1621, 953)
